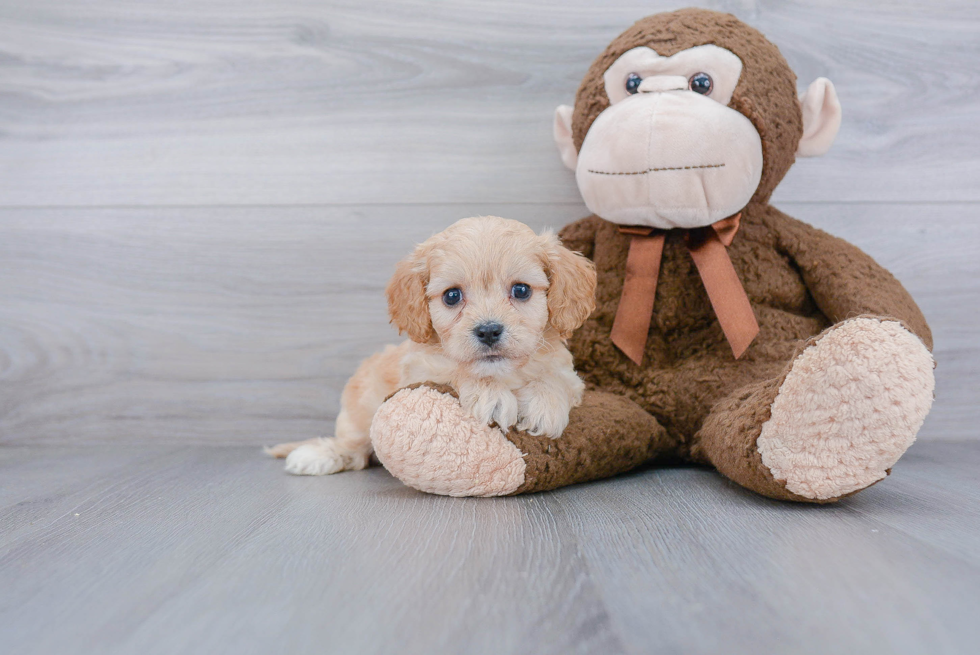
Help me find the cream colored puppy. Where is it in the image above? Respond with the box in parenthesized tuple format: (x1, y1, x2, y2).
(267, 216, 597, 476)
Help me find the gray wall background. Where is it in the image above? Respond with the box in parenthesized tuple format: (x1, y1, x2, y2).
(1, 0, 977, 445)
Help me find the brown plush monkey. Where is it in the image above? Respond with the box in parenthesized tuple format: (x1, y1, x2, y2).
(370, 8, 935, 503)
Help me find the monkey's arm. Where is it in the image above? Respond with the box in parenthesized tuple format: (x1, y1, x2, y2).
(557, 215, 603, 260)
(767, 206, 932, 350)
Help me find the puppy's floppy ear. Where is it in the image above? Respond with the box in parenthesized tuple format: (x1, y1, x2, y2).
(386, 246, 434, 343)
(541, 231, 597, 339)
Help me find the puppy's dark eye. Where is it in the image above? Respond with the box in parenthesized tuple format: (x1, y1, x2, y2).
(689, 72, 713, 95)
(511, 283, 531, 300)
(442, 288, 462, 307)
(625, 73, 643, 95)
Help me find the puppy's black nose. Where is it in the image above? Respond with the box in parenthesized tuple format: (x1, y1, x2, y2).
(473, 322, 504, 347)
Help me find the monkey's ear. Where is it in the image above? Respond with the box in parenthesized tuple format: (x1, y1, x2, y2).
(797, 78, 842, 157)
(553, 105, 578, 170)
(386, 250, 434, 344)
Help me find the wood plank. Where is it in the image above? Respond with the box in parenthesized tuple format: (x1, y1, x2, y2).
(0, 202, 975, 445)
(0, 0, 977, 206)
(846, 441, 980, 567)
(0, 446, 624, 655)
(0, 445, 183, 548)
(1, 442, 978, 654)
(553, 449, 980, 655)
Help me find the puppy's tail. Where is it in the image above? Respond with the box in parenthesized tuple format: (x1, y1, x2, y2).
(263, 438, 324, 459)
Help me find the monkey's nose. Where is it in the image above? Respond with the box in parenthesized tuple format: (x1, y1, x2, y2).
(473, 322, 504, 347)
(639, 75, 688, 93)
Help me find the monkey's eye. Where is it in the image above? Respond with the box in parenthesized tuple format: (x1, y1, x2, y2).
(689, 72, 713, 95)
(625, 73, 643, 95)
(442, 288, 462, 307)
(511, 283, 531, 301)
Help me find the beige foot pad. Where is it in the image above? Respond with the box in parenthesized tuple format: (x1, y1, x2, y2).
(758, 318, 935, 500)
(370, 384, 526, 497)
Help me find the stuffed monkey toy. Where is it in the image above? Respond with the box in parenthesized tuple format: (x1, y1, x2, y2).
(369, 8, 935, 503)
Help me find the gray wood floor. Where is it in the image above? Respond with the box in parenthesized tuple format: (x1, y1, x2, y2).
(1, 0, 979, 653)
(2, 442, 979, 655)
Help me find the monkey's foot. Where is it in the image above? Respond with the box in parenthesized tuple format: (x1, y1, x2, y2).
(370, 384, 527, 497)
(757, 318, 935, 500)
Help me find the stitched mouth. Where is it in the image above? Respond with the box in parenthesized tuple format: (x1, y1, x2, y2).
(588, 163, 725, 176)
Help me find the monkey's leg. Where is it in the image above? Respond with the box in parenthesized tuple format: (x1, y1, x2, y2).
(370, 384, 673, 496)
(694, 317, 935, 503)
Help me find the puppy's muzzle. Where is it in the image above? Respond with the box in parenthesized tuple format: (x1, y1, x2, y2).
(473, 322, 504, 347)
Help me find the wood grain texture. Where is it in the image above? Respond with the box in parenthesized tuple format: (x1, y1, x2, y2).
(1, 441, 978, 655)
(1, 202, 975, 445)
(0, 0, 978, 206)
(1, 4, 977, 653)
(0, 1, 976, 444)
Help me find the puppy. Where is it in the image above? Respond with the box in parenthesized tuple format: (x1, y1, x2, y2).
(267, 216, 596, 476)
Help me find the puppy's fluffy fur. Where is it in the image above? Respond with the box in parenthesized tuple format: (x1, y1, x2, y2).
(267, 216, 597, 476)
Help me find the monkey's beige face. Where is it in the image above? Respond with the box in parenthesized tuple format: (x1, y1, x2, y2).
(555, 36, 842, 229)
(424, 219, 552, 377)
(561, 45, 764, 229)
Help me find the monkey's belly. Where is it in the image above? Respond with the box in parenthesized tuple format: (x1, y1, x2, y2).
(569, 303, 830, 442)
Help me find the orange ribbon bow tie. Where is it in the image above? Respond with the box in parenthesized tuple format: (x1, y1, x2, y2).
(610, 213, 759, 365)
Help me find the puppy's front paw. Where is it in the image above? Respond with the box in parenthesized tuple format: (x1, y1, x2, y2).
(490, 393, 520, 432)
(461, 385, 519, 432)
(283, 438, 368, 476)
(516, 407, 569, 439)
